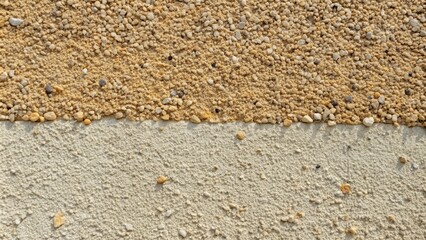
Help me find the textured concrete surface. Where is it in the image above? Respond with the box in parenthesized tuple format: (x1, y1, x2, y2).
(0, 121, 425, 239)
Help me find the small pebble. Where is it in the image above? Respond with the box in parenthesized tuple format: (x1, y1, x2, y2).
(162, 97, 172, 105)
(99, 79, 107, 87)
(399, 156, 408, 164)
(82, 68, 88, 75)
(45, 84, 54, 95)
(362, 117, 374, 127)
(165, 209, 174, 218)
(283, 119, 292, 127)
(115, 112, 124, 119)
(178, 229, 187, 238)
(344, 96, 353, 103)
(147, 12, 155, 20)
(231, 56, 239, 63)
(124, 223, 134, 231)
(346, 226, 358, 235)
(29, 112, 40, 122)
(0, 72, 8, 81)
(327, 120, 336, 126)
(8, 70, 15, 78)
(53, 212, 65, 228)
(9, 17, 24, 26)
(387, 215, 396, 223)
(74, 112, 84, 121)
(190, 115, 201, 123)
(340, 183, 351, 194)
(83, 118, 91, 125)
(301, 115, 313, 123)
(236, 131, 246, 140)
(157, 175, 168, 184)
(44, 111, 57, 121)
(411, 162, 419, 170)
(313, 113, 321, 121)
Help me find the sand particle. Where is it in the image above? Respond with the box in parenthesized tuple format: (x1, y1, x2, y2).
(399, 156, 409, 164)
(156, 175, 168, 184)
(236, 131, 246, 140)
(346, 226, 358, 235)
(283, 119, 292, 127)
(44, 112, 57, 121)
(53, 212, 65, 228)
(190, 115, 201, 124)
(83, 119, 91, 125)
(340, 183, 351, 194)
(178, 229, 187, 238)
(388, 215, 396, 223)
(74, 112, 84, 121)
(301, 115, 313, 123)
(29, 113, 40, 122)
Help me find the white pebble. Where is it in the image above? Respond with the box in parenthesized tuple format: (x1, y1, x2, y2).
(8, 70, 15, 78)
(409, 18, 420, 28)
(124, 223, 134, 231)
(362, 117, 374, 127)
(147, 12, 155, 20)
(313, 113, 321, 121)
(165, 209, 174, 218)
(9, 17, 24, 26)
(332, 52, 340, 61)
(207, 79, 214, 85)
(327, 120, 336, 126)
(82, 68, 88, 75)
(162, 97, 172, 105)
(178, 229, 187, 238)
(231, 56, 239, 63)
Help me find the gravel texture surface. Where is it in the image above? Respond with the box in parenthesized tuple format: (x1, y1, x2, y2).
(0, 121, 425, 239)
(0, 1, 425, 126)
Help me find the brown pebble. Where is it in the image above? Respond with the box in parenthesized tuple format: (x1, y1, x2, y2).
(295, 212, 305, 218)
(398, 156, 408, 164)
(236, 131, 246, 140)
(157, 175, 168, 184)
(83, 118, 91, 125)
(53, 212, 65, 228)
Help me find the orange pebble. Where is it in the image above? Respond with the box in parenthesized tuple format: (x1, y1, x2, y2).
(340, 183, 351, 194)
(83, 118, 91, 125)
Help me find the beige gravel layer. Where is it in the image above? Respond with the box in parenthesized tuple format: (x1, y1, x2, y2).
(0, 121, 425, 239)
(0, 1, 425, 126)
